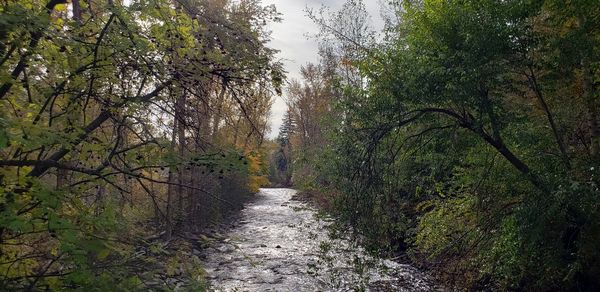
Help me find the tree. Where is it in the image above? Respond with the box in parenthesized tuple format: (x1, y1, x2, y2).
(299, 0, 600, 290)
(271, 110, 294, 186)
(0, 0, 282, 289)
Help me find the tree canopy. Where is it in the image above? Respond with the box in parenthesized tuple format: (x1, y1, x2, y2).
(0, 0, 281, 289)
(284, 0, 600, 290)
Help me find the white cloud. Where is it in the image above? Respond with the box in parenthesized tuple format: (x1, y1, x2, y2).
(262, 0, 383, 139)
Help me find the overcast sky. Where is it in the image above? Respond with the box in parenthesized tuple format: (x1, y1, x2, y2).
(262, 0, 384, 139)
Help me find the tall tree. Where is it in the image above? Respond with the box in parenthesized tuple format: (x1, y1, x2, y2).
(0, 0, 282, 289)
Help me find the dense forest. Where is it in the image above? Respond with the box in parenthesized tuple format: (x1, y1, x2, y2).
(275, 0, 600, 291)
(1, 0, 599, 291)
(0, 0, 280, 289)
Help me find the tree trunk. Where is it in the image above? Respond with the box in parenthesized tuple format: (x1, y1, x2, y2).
(165, 117, 178, 240)
(211, 83, 227, 140)
(176, 92, 186, 222)
(527, 66, 570, 169)
(72, 0, 83, 23)
(582, 59, 600, 157)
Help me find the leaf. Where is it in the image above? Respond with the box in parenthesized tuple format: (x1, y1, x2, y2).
(97, 248, 111, 260)
(0, 129, 8, 149)
(54, 4, 67, 12)
(0, 118, 8, 149)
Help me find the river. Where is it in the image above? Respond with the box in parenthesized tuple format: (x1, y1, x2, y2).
(202, 188, 439, 291)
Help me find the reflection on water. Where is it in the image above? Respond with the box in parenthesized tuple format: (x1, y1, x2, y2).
(203, 188, 438, 291)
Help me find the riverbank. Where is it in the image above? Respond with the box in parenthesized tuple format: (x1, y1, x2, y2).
(290, 188, 457, 291)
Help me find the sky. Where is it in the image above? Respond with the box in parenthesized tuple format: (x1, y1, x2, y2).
(261, 0, 384, 139)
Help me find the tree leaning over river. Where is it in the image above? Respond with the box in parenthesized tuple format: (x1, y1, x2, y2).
(0, 0, 281, 289)
(1, 0, 599, 290)
(283, 0, 600, 290)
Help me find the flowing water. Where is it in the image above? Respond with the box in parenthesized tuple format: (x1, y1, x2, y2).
(203, 188, 438, 291)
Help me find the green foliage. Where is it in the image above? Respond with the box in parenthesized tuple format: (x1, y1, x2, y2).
(294, 0, 600, 290)
(0, 0, 281, 289)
